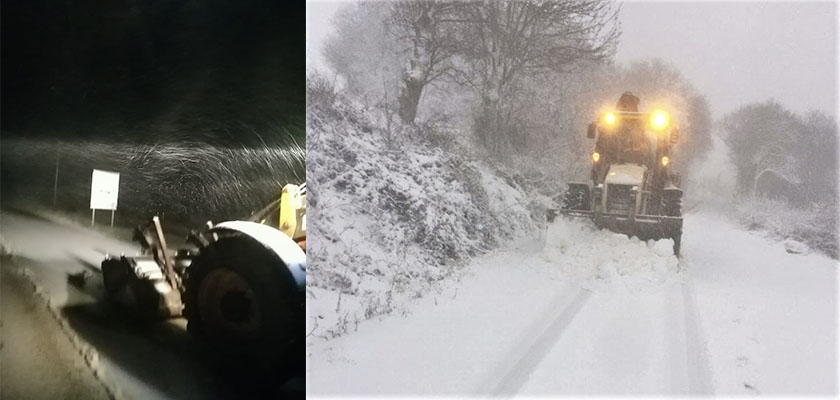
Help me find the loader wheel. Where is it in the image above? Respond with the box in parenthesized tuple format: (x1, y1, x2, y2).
(101, 258, 128, 301)
(661, 190, 682, 218)
(562, 185, 591, 211)
(185, 233, 301, 366)
(661, 190, 683, 256)
(672, 233, 682, 257)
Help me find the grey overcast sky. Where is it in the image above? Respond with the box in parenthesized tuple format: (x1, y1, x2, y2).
(615, 1, 837, 118)
(307, 1, 838, 119)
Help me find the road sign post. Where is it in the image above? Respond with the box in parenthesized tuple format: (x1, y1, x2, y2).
(90, 169, 120, 228)
(53, 141, 60, 209)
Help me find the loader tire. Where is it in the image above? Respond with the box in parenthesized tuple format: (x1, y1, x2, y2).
(661, 190, 682, 218)
(184, 232, 301, 367)
(672, 233, 682, 257)
(562, 185, 591, 211)
(101, 258, 128, 301)
(661, 190, 683, 256)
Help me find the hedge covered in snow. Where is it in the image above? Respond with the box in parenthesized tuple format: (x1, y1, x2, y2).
(735, 196, 837, 259)
(306, 77, 541, 338)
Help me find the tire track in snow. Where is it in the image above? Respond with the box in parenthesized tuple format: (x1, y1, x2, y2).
(681, 274, 715, 394)
(486, 289, 592, 397)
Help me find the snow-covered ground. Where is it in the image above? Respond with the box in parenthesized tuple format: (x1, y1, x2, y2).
(306, 212, 837, 396)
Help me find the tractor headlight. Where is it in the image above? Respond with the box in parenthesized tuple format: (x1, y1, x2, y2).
(661, 156, 670, 167)
(602, 112, 617, 126)
(591, 152, 600, 162)
(649, 110, 669, 131)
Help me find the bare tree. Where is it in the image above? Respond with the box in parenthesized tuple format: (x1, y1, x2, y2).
(452, 0, 620, 153)
(386, 1, 461, 124)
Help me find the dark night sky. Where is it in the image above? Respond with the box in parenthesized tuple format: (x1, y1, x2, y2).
(1, 0, 305, 147)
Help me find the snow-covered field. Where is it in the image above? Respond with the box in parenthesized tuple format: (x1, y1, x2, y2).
(306, 212, 837, 396)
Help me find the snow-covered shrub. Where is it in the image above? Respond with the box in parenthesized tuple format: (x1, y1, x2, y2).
(735, 196, 837, 258)
(307, 83, 539, 338)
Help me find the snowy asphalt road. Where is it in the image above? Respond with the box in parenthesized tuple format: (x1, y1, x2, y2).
(1, 261, 112, 400)
(0, 208, 221, 400)
(0, 208, 304, 400)
(307, 212, 837, 396)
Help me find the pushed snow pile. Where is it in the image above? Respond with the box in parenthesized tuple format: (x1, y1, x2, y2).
(782, 239, 810, 255)
(539, 218, 683, 291)
(307, 85, 538, 339)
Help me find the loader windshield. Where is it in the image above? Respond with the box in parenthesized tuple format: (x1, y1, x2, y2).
(617, 121, 654, 165)
(597, 116, 655, 167)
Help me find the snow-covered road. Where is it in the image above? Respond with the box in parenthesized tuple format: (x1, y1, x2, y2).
(0, 208, 221, 400)
(0, 208, 304, 400)
(1, 261, 112, 400)
(306, 212, 837, 396)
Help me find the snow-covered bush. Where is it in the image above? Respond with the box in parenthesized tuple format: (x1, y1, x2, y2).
(735, 196, 837, 258)
(307, 82, 539, 338)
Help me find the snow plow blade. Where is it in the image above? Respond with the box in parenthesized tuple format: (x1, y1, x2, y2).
(548, 208, 683, 255)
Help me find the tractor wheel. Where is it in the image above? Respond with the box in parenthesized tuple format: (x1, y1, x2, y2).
(672, 232, 682, 257)
(661, 190, 683, 256)
(562, 184, 591, 211)
(184, 232, 302, 367)
(101, 258, 128, 301)
(661, 190, 682, 217)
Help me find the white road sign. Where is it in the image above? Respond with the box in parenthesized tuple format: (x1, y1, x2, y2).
(90, 169, 120, 210)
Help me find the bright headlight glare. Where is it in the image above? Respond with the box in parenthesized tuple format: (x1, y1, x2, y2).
(661, 156, 670, 167)
(603, 112, 616, 126)
(591, 152, 600, 162)
(650, 110, 669, 130)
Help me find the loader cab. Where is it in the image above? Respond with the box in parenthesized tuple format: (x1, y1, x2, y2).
(589, 109, 677, 182)
(596, 113, 653, 161)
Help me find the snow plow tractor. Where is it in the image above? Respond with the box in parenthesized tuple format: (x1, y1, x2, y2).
(101, 183, 306, 363)
(548, 96, 684, 256)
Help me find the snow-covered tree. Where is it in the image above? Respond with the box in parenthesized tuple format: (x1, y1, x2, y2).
(386, 1, 460, 123)
(722, 101, 801, 199)
(451, 0, 620, 154)
(794, 110, 838, 204)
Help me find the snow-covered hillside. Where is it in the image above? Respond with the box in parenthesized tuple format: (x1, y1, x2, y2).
(306, 87, 541, 338)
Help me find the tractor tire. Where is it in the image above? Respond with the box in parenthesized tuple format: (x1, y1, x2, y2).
(661, 190, 682, 218)
(562, 184, 591, 211)
(184, 232, 302, 368)
(661, 189, 683, 256)
(101, 258, 128, 302)
(672, 232, 682, 257)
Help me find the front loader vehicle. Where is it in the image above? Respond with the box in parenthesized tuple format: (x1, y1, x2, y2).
(102, 183, 306, 363)
(550, 103, 684, 256)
